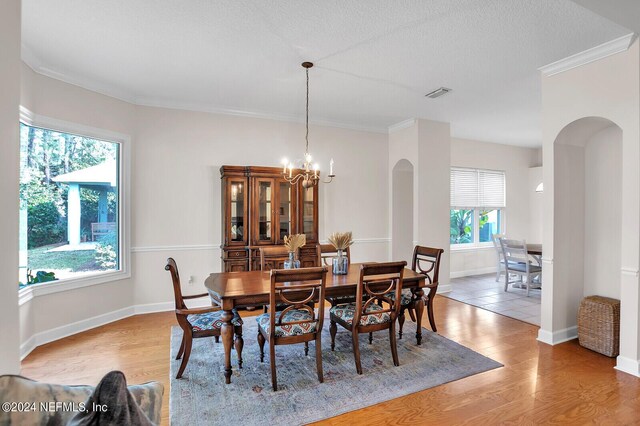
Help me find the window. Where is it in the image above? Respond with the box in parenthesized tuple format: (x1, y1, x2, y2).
(19, 121, 121, 288)
(450, 168, 505, 247)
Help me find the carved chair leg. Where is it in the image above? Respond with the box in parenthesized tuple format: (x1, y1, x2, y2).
(426, 294, 437, 332)
(330, 320, 337, 351)
(234, 326, 244, 369)
(176, 334, 185, 360)
(176, 333, 193, 379)
(408, 307, 417, 322)
(269, 341, 277, 391)
(315, 335, 324, 383)
(215, 335, 220, 343)
(352, 329, 363, 375)
(257, 331, 265, 362)
(398, 308, 406, 339)
(389, 322, 400, 367)
(304, 341, 309, 356)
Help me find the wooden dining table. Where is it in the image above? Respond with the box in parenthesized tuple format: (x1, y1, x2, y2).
(205, 263, 426, 384)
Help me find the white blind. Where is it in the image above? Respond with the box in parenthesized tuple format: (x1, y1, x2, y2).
(450, 168, 505, 208)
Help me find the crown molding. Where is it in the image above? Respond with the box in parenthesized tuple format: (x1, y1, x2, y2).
(539, 33, 636, 77)
(20, 47, 388, 135)
(388, 118, 416, 134)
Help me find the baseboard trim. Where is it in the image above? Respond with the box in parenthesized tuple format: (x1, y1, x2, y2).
(437, 284, 452, 294)
(20, 297, 219, 360)
(537, 326, 578, 345)
(450, 266, 497, 279)
(615, 356, 640, 377)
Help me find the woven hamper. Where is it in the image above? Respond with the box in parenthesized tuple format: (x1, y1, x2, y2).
(577, 295, 620, 357)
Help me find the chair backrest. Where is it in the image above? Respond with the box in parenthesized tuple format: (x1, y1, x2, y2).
(260, 246, 296, 271)
(318, 244, 351, 266)
(492, 234, 505, 259)
(411, 246, 444, 285)
(500, 239, 530, 270)
(269, 267, 328, 338)
(354, 261, 406, 326)
(165, 258, 186, 311)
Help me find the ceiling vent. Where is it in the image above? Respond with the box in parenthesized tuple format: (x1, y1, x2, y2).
(425, 87, 452, 99)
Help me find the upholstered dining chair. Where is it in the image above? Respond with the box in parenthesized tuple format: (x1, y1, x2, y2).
(393, 246, 444, 341)
(500, 239, 542, 296)
(318, 244, 351, 267)
(256, 267, 328, 391)
(492, 234, 506, 282)
(165, 258, 243, 379)
(329, 261, 406, 375)
(259, 246, 297, 271)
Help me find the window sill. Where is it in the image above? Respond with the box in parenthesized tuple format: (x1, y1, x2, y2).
(18, 269, 131, 306)
(450, 245, 494, 252)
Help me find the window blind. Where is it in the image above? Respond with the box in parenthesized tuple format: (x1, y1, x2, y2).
(450, 168, 505, 208)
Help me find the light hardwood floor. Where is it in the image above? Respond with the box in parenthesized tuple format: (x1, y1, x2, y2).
(21, 297, 640, 425)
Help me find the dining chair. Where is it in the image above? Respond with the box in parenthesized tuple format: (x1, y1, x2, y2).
(492, 233, 506, 282)
(500, 239, 542, 296)
(259, 246, 296, 271)
(165, 258, 243, 379)
(318, 244, 351, 267)
(256, 267, 328, 391)
(329, 261, 406, 375)
(392, 246, 444, 340)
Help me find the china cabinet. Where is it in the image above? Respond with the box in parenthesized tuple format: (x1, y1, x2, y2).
(220, 165, 319, 272)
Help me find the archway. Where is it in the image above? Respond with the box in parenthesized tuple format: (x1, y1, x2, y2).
(392, 159, 414, 264)
(551, 116, 622, 328)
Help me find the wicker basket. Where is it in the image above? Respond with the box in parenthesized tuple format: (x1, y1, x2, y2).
(577, 295, 620, 357)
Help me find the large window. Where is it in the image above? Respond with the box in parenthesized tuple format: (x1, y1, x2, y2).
(19, 122, 121, 288)
(450, 168, 505, 247)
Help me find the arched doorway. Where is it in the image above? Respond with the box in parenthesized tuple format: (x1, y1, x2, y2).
(551, 116, 622, 328)
(392, 159, 414, 263)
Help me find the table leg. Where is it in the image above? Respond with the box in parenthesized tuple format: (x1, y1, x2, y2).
(412, 288, 425, 345)
(221, 309, 234, 384)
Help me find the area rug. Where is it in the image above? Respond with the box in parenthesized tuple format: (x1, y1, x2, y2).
(169, 319, 501, 425)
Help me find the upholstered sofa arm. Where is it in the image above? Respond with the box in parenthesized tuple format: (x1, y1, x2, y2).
(0, 373, 163, 425)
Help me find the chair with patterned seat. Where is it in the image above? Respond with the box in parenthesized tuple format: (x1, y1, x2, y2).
(165, 258, 243, 379)
(329, 261, 406, 374)
(256, 267, 328, 391)
(391, 246, 444, 343)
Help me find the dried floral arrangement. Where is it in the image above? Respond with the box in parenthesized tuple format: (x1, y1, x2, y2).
(327, 231, 353, 250)
(283, 234, 306, 253)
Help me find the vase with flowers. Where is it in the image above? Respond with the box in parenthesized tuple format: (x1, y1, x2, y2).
(328, 231, 353, 275)
(283, 234, 306, 269)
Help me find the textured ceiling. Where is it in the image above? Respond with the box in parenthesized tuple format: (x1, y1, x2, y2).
(22, 0, 631, 146)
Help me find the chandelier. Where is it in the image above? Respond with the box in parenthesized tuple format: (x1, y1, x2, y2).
(282, 62, 335, 188)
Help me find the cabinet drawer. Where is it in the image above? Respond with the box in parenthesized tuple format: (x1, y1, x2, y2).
(225, 249, 248, 259)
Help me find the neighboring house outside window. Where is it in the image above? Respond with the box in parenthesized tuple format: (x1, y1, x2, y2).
(450, 167, 505, 248)
(19, 121, 121, 288)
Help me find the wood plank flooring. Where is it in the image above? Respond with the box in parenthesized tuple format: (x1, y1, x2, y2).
(20, 297, 640, 425)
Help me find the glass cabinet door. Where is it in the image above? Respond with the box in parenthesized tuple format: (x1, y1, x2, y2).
(256, 179, 273, 242)
(300, 185, 317, 242)
(278, 181, 292, 242)
(229, 180, 246, 243)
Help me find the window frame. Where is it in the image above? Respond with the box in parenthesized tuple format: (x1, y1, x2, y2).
(450, 167, 506, 250)
(18, 107, 131, 305)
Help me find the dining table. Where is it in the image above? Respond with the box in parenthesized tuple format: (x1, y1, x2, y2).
(205, 263, 426, 384)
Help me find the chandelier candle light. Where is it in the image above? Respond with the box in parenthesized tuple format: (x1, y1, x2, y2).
(282, 62, 335, 188)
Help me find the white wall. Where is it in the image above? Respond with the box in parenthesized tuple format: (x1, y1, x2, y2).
(541, 39, 640, 377)
(584, 126, 622, 299)
(0, 0, 21, 374)
(528, 166, 543, 244)
(392, 160, 414, 265)
(449, 138, 540, 277)
(19, 64, 389, 354)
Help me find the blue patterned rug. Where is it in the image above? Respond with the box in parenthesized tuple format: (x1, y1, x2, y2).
(169, 318, 501, 425)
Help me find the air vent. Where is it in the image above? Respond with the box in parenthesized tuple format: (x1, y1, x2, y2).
(425, 87, 452, 99)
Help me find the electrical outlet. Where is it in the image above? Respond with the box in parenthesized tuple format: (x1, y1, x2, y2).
(188, 275, 195, 285)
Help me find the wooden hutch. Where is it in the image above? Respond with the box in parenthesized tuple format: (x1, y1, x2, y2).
(220, 165, 319, 272)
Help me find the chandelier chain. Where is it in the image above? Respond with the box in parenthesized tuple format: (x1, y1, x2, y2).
(305, 67, 309, 154)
